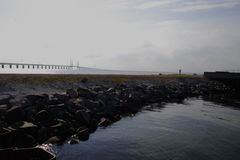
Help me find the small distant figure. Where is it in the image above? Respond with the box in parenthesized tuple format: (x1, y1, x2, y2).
(179, 69, 181, 75)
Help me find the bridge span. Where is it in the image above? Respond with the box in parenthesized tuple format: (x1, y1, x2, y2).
(0, 62, 78, 70)
(0, 62, 160, 75)
(0, 62, 85, 74)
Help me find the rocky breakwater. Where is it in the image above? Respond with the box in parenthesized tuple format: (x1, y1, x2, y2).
(0, 79, 234, 155)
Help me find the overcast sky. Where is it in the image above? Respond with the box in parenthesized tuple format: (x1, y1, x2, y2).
(0, 0, 240, 73)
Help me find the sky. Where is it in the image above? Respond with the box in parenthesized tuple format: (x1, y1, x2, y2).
(0, 0, 240, 73)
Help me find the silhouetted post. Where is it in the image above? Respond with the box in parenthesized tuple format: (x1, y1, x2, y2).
(2, 64, 4, 68)
(179, 69, 181, 75)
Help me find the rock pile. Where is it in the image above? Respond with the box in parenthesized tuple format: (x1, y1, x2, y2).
(0, 79, 233, 148)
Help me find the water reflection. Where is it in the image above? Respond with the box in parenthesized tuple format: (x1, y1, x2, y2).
(55, 98, 240, 160)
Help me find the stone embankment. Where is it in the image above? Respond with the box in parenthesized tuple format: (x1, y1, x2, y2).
(0, 78, 234, 150)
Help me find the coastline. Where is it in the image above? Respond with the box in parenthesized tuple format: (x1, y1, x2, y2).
(0, 74, 238, 159)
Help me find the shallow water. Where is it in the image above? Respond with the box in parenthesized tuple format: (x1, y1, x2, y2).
(55, 98, 240, 160)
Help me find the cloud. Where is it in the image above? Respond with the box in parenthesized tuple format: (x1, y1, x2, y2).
(134, 0, 177, 9)
(130, 0, 240, 12)
(0, 0, 240, 73)
(173, 0, 240, 12)
(109, 19, 240, 73)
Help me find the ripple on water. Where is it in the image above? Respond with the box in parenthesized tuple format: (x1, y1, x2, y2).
(55, 98, 240, 160)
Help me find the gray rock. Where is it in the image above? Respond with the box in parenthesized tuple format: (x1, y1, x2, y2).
(66, 88, 78, 99)
(0, 128, 14, 148)
(77, 87, 97, 99)
(0, 95, 14, 105)
(8, 121, 38, 135)
(75, 110, 91, 126)
(50, 119, 75, 137)
(25, 94, 49, 107)
(98, 118, 112, 127)
(13, 133, 38, 148)
(76, 127, 89, 140)
(49, 94, 69, 105)
(44, 136, 62, 144)
(68, 136, 80, 144)
(6, 106, 25, 124)
(34, 110, 53, 126)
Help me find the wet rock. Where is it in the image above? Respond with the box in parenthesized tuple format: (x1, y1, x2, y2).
(77, 87, 97, 99)
(66, 88, 78, 99)
(0, 104, 9, 118)
(0, 95, 14, 106)
(44, 136, 62, 144)
(98, 117, 112, 127)
(84, 99, 103, 112)
(24, 107, 38, 122)
(106, 87, 115, 93)
(88, 120, 98, 133)
(37, 126, 48, 143)
(91, 85, 103, 92)
(0, 128, 14, 148)
(81, 77, 88, 83)
(34, 110, 53, 126)
(50, 119, 75, 137)
(76, 127, 90, 140)
(49, 106, 73, 122)
(8, 121, 38, 135)
(68, 136, 80, 144)
(49, 94, 69, 105)
(25, 94, 49, 107)
(13, 133, 38, 148)
(67, 98, 85, 111)
(6, 106, 25, 124)
(75, 110, 91, 126)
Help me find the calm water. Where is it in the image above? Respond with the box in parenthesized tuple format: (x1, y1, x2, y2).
(55, 98, 240, 160)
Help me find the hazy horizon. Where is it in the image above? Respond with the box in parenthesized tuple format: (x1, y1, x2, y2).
(0, 0, 240, 73)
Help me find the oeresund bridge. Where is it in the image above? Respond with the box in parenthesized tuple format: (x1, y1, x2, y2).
(0, 62, 160, 75)
(0, 62, 97, 74)
(0, 62, 77, 70)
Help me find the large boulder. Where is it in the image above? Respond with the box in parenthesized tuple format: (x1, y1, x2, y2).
(34, 110, 53, 126)
(84, 99, 103, 112)
(44, 136, 62, 144)
(49, 94, 70, 105)
(13, 133, 38, 148)
(25, 94, 49, 107)
(0, 95, 14, 106)
(77, 87, 97, 99)
(6, 106, 25, 124)
(75, 110, 91, 126)
(98, 117, 112, 127)
(50, 119, 75, 137)
(8, 121, 38, 135)
(0, 104, 9, 118)
(76, 127, 90, 140)
(68, 136, 80, 144)
(0, 128, 14, 148)
(37, 126, 48, 143)
(66, 89, 78, 99)
(49, 106, 73, 122)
